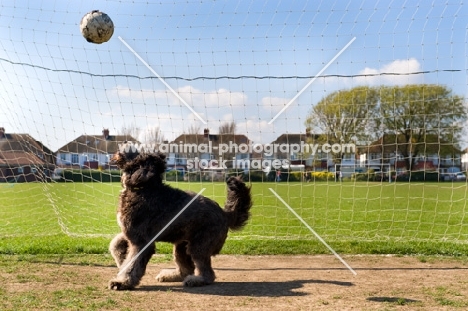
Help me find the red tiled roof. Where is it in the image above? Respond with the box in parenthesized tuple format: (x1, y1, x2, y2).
(56, 134, 138, 154)
(0, 133, 53, 166)
(0, 151, 46, 166)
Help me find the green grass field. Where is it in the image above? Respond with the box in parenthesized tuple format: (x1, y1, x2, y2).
(1, 181, 467, 256)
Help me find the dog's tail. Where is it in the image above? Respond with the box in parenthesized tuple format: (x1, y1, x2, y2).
(223, 176, 252, 231)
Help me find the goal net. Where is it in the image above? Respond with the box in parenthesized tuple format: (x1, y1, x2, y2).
(0, 1, 467, 253)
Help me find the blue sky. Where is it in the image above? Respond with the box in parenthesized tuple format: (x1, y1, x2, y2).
(0, 0, 466, 151)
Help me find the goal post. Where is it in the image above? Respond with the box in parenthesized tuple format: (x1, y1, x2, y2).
(335, 163, 392, 183)
(0, 1, 467, 253)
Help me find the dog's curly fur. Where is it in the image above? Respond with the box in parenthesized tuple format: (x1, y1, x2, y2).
(108, 151, 252, 290)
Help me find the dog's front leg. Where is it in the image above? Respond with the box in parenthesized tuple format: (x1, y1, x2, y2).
(108, 242, 155, 290)
(109, 232, 129, 268)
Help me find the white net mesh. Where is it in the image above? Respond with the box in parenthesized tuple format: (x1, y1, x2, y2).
(0, 1, 467, 247)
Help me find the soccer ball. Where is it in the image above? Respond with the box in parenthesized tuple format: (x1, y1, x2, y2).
(80, 10, 114, 44)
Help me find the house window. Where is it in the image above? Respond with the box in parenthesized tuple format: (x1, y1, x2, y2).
(91, 154, 98, 161)
(71, 154, 79, 164)
(17, 166, 24, 173)
(31, 167, 38, 174)
(343, 154, 353, 161)
(60, 153, 67, 161)
(238, 153, 249, 159)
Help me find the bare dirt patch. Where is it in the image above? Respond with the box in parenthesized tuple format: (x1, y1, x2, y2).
(2, 255, 468, 310)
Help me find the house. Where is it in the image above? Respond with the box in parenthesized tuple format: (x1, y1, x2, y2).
(56, 129, 137, 169)
(462, 148, 468, 172)
(361, 134, 463, 173)
(166, 129, 252, 170)
(268, 129, 344, 171)
(269, 133, 310, 164)
(0, 127, 55, 182)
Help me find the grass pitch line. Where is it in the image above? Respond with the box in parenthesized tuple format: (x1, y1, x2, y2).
(268, 36, 356, 124)
(268, 188, 357, 276)
(118, 36, 207, 124)
(117, 188, 206, 277)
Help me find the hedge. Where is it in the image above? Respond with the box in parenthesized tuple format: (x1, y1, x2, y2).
(59, 169, 121, 182)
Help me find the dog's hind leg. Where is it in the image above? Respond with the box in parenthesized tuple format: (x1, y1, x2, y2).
(108, 242, 155, 290)
(156, 241, 195, 282)
(109, 232, 129, 268)
(183, 254, 215, 287)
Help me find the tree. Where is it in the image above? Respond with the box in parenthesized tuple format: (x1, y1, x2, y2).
(186, 124, 201, 135)
(217, 121, 237, 167)
(218, 121, 236, 134)
(305, 86, 380, 162)
(143, 126, 165, 144)
(120, 122, 141, 141)
(379, 84, 466, 171)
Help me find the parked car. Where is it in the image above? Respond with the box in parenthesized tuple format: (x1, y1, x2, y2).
(443, 172, 466, 181)
(455, 172, 466, 181)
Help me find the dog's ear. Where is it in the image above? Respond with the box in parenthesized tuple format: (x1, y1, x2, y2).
(111, 152, 127, 169)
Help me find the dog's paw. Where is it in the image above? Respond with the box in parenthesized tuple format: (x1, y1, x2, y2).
(108, 279, 134, 290)
(155, 269, 184, 282)
(183, 275, 209, 287)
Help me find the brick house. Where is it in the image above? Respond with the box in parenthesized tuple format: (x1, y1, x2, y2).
(56, 129, 137, 169)
(0, 127, 55, 182)
(166, 128, 252, 170)
(267, 130, 342, 171)
(361, 134, 463, 173)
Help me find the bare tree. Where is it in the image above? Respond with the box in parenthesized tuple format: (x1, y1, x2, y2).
(218, 121, 236, 134)
(120, 122, 141, 141)
(217, 121, 237, 167)
(186, 124, 202, 135)
(143, 126, 165, 144)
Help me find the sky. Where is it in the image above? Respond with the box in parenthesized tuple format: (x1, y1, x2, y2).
(0, 0, 466, 151)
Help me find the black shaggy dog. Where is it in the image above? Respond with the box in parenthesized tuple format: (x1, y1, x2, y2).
(108, 151, 252, 290)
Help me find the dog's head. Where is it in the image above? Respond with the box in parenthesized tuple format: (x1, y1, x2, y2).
(112, 151, 167, 188)
(111, 150, 139, 170)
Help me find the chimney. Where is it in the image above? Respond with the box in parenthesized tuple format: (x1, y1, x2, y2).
(0, 127, 5, 139)
(102, 128, 110, 140)
(203, 128, 209, 138)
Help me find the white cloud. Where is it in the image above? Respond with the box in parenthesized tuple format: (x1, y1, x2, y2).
(110, 85, 162, 101)
(354, 58, 423, 85)
(182, 86, 247, 108)
(236, 118, 274, 143)
(110, 85, 247, 108)
(261, 96, 290, 113)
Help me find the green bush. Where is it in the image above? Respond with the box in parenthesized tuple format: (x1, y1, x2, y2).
(408, 171, 440, 182)
(351, 170, 440, 182)
(288, 171, 303, 182)
(60, 169, 121, 182)
(352, 172, 374, 181)
(246, 170, 267, 182)
(185, 171, 201, 182)
(164, 170, 183, 181)
(310, 171, 335, 181)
